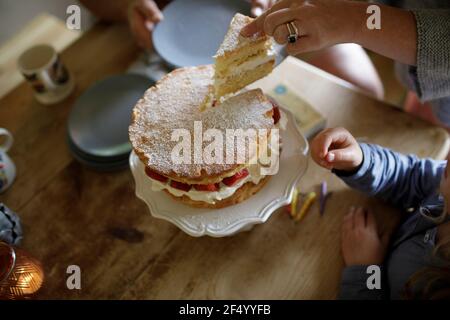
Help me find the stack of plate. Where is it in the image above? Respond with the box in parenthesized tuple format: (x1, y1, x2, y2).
(67, 74, 154, 171)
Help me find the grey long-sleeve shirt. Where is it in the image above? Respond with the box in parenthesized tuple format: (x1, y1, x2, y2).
(336, 143, 447, 300)
(376, 0, 450, 126)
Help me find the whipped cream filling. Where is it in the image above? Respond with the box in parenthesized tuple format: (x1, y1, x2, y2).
(215, 48, 276, 87)
(151, 163, 266, 204)
(147, 112, 287, 204)
(277, 110, 288, 131)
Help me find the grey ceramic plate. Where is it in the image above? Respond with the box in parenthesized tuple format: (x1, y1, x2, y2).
(67, 135, 130, 163)
(153, 0, 251, 68)
(68, 74, 154, 158)
(69, 143, 130, 172)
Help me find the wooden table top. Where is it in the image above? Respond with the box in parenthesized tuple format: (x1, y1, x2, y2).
(0, 23, 449, 299)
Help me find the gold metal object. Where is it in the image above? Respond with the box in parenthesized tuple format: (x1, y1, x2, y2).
(0, 242, 44, 299)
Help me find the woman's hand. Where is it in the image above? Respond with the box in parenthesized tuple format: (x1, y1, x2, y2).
(241, 0, 360, 55)
(250, 0, 276, 17)
(311, 127, 363, 172)
(240, 0, 417, 65)
(341, 207, 390, 266)
(128, 0, 163, 49)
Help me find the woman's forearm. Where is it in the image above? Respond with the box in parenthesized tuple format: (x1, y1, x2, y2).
(79, 0, 132, 22)
(348, 2, 417, 66)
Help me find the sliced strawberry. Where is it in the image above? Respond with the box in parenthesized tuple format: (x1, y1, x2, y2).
(272, 106, 281, 124)
(170, 180, 192, 192)
(194, 183, 220, 192)
(222, 169, 249, 186)
(268, 97, 281, 124)
(285, 205, 292, 215)
(145, 167, 168, 183)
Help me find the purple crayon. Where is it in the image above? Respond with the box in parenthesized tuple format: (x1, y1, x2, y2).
(319, 181, 328, 215)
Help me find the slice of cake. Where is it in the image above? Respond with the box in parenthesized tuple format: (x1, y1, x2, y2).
(214, 13, 275, 100)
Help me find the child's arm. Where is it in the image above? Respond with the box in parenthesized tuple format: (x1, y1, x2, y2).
(339, 265, 387, 300)
(338, 207, 389, 300)
(311, 128, 446, 210)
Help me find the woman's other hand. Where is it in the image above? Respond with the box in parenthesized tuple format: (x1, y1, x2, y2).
(128, 0, 163, 49)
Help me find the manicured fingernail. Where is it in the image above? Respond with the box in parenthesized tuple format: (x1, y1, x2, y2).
(327, 153, 335, 162)
(252, 7, 263, 17)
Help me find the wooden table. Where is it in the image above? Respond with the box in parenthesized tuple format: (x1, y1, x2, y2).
(0, 24, 449, 300)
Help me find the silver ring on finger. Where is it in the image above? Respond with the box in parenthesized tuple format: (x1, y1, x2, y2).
(286, 21, 299, 44)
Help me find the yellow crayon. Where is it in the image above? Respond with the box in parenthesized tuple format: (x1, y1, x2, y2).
(290, 188, 299, 218)
(294, 192, 317, 222)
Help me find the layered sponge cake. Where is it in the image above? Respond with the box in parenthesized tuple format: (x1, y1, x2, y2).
(129, 65, 284, 208)
(214, 13, 275, 100)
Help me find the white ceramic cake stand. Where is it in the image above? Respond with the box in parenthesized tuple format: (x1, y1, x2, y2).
(129, 108, 309, 237)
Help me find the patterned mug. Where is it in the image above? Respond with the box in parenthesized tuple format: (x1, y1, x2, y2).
(18, 44, 74, 105)
(0, 129, 16, 193)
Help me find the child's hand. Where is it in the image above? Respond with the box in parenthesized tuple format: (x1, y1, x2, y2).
(311, 127, 363, 172)
(341, 207, 390, 266)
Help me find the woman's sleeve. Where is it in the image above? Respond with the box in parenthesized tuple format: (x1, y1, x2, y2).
(411, 10, 450, 101)
(334, 143, 446, 210)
